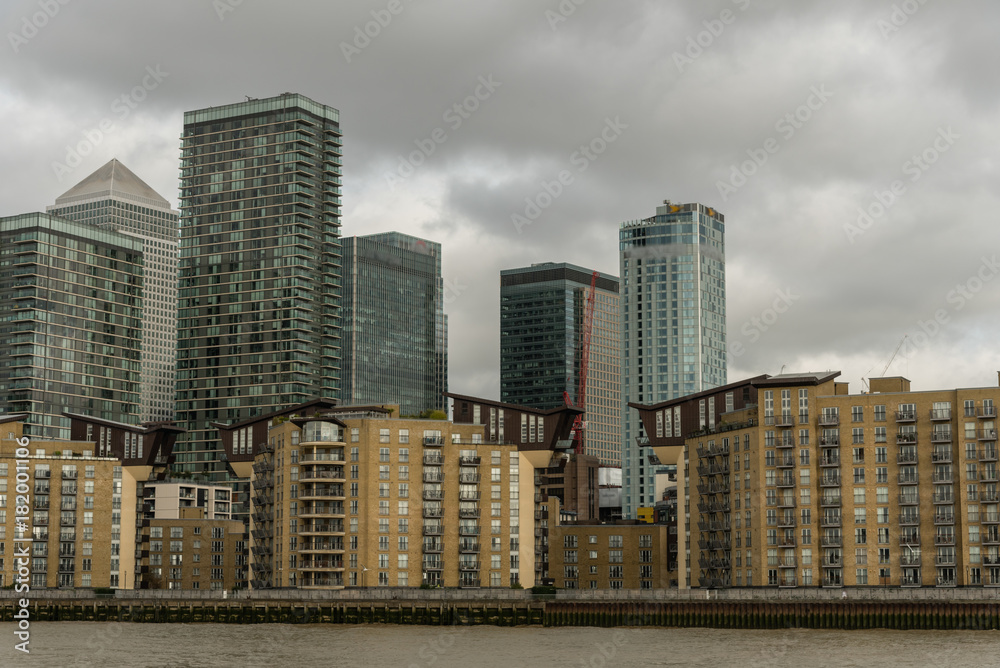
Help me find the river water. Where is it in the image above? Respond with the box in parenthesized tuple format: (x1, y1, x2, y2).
(1, 623, 998, 667)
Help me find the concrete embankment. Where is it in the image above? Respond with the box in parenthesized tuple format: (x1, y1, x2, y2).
(3, 597, 1000, 629)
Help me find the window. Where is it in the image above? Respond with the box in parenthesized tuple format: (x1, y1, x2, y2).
(855, 508, 866, 524)
(379, 431, 390, 445)
(609, 535, 623, 548)
(399, 430, 409, 444)
(874, 405, 886, 422)
(875, 427, 886, 443)
(852, 406, 863, 422)
(852, 428, 864, 444)
(853, 467, 865, 484)
(854, 488, 866, 504)
(799, 449, 810, 465)
(855, 527, 867, 544)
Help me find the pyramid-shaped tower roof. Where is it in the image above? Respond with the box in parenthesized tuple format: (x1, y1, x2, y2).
(53, 158, 172, 210)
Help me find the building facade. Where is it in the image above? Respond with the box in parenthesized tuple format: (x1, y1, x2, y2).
(144, 516, 245, 591)
(341, 233, 447, 416)
(143, 481, 233, 520)
(620, 201, 727, 517)
(0, 213, 144, 439)
(500, 262, 620, 465)
(47, 159, 180, 424)
(635, 372, 1000, 590)
(173, 93, 343, 513)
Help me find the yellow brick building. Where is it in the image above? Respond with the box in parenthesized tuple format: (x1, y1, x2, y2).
(635, 373, 1000, 590)
(240, 399, 581, 590)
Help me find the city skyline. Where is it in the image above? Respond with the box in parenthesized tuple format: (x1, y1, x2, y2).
(2, 1, 998, 406)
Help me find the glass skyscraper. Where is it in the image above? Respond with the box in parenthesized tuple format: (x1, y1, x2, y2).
(0, 213, 144, 438)
(341, 232, 447, 415)
(620, 201, 726, 517)
(174, 93, 342, 497)
(48, 158, 180, 424)
(500, 262, 621, 466)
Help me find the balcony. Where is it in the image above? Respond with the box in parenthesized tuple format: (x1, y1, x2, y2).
(932, 493, 954, 504)
(777, 475, 795, 488)
(778, 536, 797, 548)
(458, 473, 481, 484)
(820, 495, 842, 507)
(979, 429, 998, 441)
(778, 516, 796, 529)
(423, 542, 443, 554)
(774, 413, 795, 427)
(35, 470, 50, 479)
(896, 411, 917, 423)
(981, 470, 1000, 483)
(820, 474, 841, 487)
(777, 497, 796, 509)
(899, 533, 920, 546)
(62, 470, 77, 480)
(897, 473, 919, 485)
(980, 491, 1000, 502)
(697, 462, 730, 476)
(422, 472, 444, 483)
(422, 525, 443, 536)
(900, 554, 922, 566)
(981, 448, 999, 462)
(819, 436, 840, 446)
(422, 560, 443, 570)
(982, 513, 1000, 524)
(458, 561, 481, 571)
(777, 455, 796, 468)
(423, 454, 444, 466)
(896, 451, 918, 464)
(459, 491, 481, 501)
(423, 436, 444, 446)
(932, 472, 953, 484)
(931, 431, 952, 444)
(458, 525, 480, 536)
(776, 437, 795, 450)
(899, 513, 920, 525)
(982, 533, 1000, 546)
(935, 555, 956, 566)
(821, 515, 842, 528)
(459, 456, 482, 466)
(821, 557, 843, 568)
(458, 508, 480, 519)
(930, 409, 952, 421)
(818, 414, 840, 426)
(423, 507, 443, 519)
(819, 454, 840, 467)
(898, 494, 920, 505)
(821, 536, 842, 547)
(300, 451, 346, 465)
(934, 532, 955, 546)
(979, 406, 998, 419)
(422, 490, 443, 501)
(931, 450, 952, 463)
(897, 433, 917, 445)
(458, 542, 480, 553)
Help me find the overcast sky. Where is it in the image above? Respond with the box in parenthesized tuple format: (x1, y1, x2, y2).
(3, 0, 999, 402)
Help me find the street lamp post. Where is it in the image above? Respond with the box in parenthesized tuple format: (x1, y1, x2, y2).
(361, 566, 368, 589)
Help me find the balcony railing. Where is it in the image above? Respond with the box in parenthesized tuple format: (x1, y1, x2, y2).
(897, 451, 918, 464)
(932, 472, 953, 483)
(979, 429, 998, 441)
(820, 515, 842, 528)
(896, 411, 916, 423)
(458, 456, 482, 466)
(931, 450, 952, 463)
(818, 414, 840, 426)
(934, 532, 956, 545)
(899, 534, 920, 546)
(930, 409, 952, 421)
(423, 455, 444, 466)
(820, 474, 841, 487)
(820, 495, 842, 507)
(899, 513, 920, 525)
(897, 433, 917, 445)
(898, 474, 919, 485)
(423, 436, 444, 446)
(819, 436, 840, 446)
(931, 432, 952, 444)
(819, 455, 840, 467)
(898, 494, 919, 505)
(979, 406, 998, 418)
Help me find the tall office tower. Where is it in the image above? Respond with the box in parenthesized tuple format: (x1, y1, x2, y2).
(341, 232, 447, 415)
(48, 159, 180, 424)
(174, 93, 343, 499)
(0, 213, 144, 438)
(500, 263, 621, 466)
(620, 201, 727, 518)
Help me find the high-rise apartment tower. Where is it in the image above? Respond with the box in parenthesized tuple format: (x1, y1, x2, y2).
(174, 93, 343, 502)
(620, 201, 726, 517)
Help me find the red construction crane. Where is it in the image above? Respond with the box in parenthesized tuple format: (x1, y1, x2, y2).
(565, 271, 599, 455)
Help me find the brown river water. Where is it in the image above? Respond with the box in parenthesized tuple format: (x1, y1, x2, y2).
(1, 623, 998, 667)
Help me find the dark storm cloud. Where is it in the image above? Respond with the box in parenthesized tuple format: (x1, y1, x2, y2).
(2, 0, 998, 402)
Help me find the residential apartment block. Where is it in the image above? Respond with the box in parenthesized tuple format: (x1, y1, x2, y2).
(230, 397, 580, 590)
(634, 372, 1000, 590)
(548, 498, 674, 590)
(145, 516, 245, 591)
